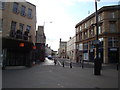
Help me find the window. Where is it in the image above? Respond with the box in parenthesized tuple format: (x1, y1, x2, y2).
(13, 2, 19, 13)
(85, 23, 87, 28)
(0, 2, 5, 10)
(98, 26, 102, 34)
(83, 42, 88, 50)
(21, 5, 26, 16)
(0, 19, 3, 32)
(79, 43, 83, 51)
(28, 8, 32, 18)
(79, 26, 82, 31)
(19, 23, 24, 32)
(98, 15, 101, 21)
(109, 22, 116, 32)
(90, 19, 93, 24)
(109, 12, 115, 18)
(26, 25, 31, 32)
(108, 37, 118, 47)
(11, 21, 17, 31)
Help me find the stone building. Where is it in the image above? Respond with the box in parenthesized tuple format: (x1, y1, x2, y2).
(1, 1, 36, 67)
(58, 38, 67, 58)
(75, 5, 120, 64)
(67, 36, 76, 62)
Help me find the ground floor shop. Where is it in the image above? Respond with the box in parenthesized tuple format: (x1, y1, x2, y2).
(76, 36, 119, 64)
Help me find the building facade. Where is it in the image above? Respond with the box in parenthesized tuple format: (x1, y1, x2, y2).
(2, 2, 36, 43)
(75, 5, 120, 64)
(67, 36, 76, 62)
(1, 1, 36, 68)
(45, 44, 52, 57)
(35, 26, 46, 62)
(58, 38, 67, 58)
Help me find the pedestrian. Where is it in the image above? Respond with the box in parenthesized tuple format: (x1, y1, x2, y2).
(70, 62, 72, 68)
(54, 58, 57, 65)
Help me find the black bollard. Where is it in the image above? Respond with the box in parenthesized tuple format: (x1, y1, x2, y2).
(62, 62, 64, 67)
(117, 63, 119, 71)
(81, 61, 84, 69)
(70, 62, 72, 68)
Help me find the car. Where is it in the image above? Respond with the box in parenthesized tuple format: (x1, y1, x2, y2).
(47, 55, 53, 60)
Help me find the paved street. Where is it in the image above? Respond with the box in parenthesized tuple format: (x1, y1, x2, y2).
(2, 58, 118, 88)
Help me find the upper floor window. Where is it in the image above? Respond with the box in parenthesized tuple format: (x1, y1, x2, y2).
(11, 21, 17, 31)
(98, 14, 102, 21)
(90, 19, 93, 25)
(21, 5, 26, 16)
(27, 8, 32, 18)
(0, 2, 5, 10)
(79, 26, 82, 31)
(98, 26, 102, 34)
(109, 12, 115, 18)
(85, 23, 87, 28)
(109, 22, 116, 32)
(19, 23, 24, 32)
(13, 2, 19, 13)
(26, 25, 31, 32)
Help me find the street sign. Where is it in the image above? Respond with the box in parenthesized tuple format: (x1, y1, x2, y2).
(93, 40, 100, 45)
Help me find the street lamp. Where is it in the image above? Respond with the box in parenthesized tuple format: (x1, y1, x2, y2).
(94, 0, 101, 75)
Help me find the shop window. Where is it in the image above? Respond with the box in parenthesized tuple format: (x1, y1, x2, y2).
(108, 37, 118, 47)
(0, 18, 3, 32)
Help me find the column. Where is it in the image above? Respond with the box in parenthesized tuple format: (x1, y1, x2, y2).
(103, 37, 108, 63)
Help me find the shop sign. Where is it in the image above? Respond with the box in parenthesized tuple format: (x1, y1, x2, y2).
(110, 48, 117, 51)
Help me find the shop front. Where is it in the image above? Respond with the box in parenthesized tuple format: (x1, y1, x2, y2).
(108, 47, 119, 63)
(2, 37, 34, 69)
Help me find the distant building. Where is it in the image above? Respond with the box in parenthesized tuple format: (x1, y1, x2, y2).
(67, 36, 76, 61)
(36, 26, 46, 43)
(58, 38, 67, 58)
(45, 44, 52, 57)
(75, 5, 120, 63)
(35, 26, 46, 62)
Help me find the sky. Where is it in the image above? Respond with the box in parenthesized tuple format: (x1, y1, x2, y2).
(26, 0, 119, 51)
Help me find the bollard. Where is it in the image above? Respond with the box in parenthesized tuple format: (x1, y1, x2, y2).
(117, 63, 119, 71)
(62, 62, 64, 67)
(70, 62, 72, 68)
(81, 61, 84, 69)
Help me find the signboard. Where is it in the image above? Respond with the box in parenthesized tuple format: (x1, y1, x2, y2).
(83, 53, 88, 61)
(110, 48, 117, 51)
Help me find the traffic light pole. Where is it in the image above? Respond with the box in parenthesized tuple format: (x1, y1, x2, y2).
(94, 0, 101, 75)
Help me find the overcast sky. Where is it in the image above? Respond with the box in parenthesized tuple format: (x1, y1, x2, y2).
(27, 0, 119, 51)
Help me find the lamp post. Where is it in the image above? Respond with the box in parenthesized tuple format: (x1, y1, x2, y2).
(94, 0, 101, 75)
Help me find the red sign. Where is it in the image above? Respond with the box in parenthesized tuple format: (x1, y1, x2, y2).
(19, 43, 24, 47)
(33, 46, 36, 49)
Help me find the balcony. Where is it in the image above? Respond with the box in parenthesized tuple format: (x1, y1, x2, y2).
(9, 30, 32, 41)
